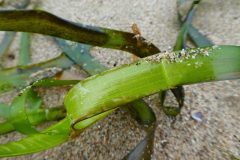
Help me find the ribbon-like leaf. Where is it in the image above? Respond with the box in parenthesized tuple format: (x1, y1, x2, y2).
(0, 10, 160, 57)
(0, 45, 239, 157)
(0, 54, 73, 93)
(8, 88, 41, 134)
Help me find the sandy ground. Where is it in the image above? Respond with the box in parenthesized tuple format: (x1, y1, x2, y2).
(0, 0, 240, 159)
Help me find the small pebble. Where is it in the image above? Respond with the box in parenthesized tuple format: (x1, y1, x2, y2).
(191, 110, 203, 122)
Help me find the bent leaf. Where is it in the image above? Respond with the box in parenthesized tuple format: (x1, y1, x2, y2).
(0, 45, 239, 157)
(9, 88, 42, 134)
(64, 45, 240, 131)
(0, 10, 160, 57)
(0, 106, 66, 135)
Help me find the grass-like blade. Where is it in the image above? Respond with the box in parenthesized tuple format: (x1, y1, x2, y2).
(0, 45, 239, 157)
(0, 79, 77, 134)
(64, 45, 240, 131)
(177, 0, 212, 47)
(55, 38, 106, 75)
(174, 0, 199, 50)
(9, 88, 41, 134)
(188, 25, 213, 47)
(160, 0, 208, 116)
(32, 79, 79, 87)
(126, 100, 156, 125)
(0, 32, 16, 58)
(0, 54, 73, 93)
(0, 106, 66, 134)
(56, 38, 157, 159)
(0, 117, 71, 157)
(0, 102, 9, 119)
(19, 32, 31, 65)
(55, 39, 156, 125)
(0, 10, 160, 57)
(123, 125, 155, 160)
(0, 0, 30, 59)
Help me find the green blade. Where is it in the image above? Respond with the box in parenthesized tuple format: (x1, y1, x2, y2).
(0, 0, 30, 59)
(126, 100, 156, 125)
(177, 0, 212, 47)
(0, 32, 16, 58)
(65, 45, 240, 131)
(0, 79, 78, 134)
(0, 117, 71, 157)
(55, 38, 107, 75)
(0, 102, 9, 119)
(174, 0, 198, 50)
(55, 38, 156, 125)
(123, 125, 155, 160)
(0, 10, 160, 57)
(19, 32, 31, 66)
(0, 54, 73, 93)
(0, 45, 239, 157)
(9, 88, 41, 134)
(188, 25, 213, 47)
(0, 106, 66, 135)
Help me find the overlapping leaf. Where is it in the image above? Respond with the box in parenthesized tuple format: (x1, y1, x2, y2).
(0, 45, 239, 157)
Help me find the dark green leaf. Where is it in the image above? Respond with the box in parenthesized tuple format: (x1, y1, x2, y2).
(55, 38, 106, 75)
(188, 25, 213, 47)
(0, 10, 160, 57)
(123, 124, 155, 160)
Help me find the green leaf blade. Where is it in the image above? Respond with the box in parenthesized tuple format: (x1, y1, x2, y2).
(0, 10, 160, 57)
(19, 32, 31, 66)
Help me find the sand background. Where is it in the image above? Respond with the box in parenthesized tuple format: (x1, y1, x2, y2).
(0, 0, 240, 159)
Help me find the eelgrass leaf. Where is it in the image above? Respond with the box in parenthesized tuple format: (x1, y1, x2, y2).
(0, 79, 77, 135)
(0, 54, 73, 93)
(177, 0, 213, 47)
(8, 88, 41, 134)
(174, 0, 199, 50)
(0, 45, 239, 157)
(0, 117, 71, 157)
(0, 0, 30, 59)
(65, 45, 240, 131)
(0, 102, 9, 119)
(160, 0, 206, 116)
(55, 38, 107, 75)
(188, 25, 213, 47)
(55, 38, 156, 126)
(32, 79, 79, 87)
(0, 10, 160, 57)
(123, 124, 155, 160)
(0, 32, 15, 58)
(126, 100, 156, 125)
(0, 106, 66, 134)
(19, 32, 31, 66)
(56, 37, 157, 159)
